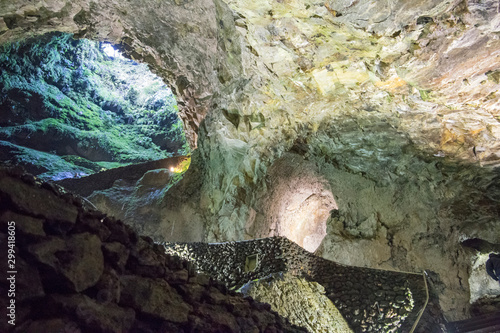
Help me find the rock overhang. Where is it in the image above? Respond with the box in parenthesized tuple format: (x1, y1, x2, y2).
(2, 0, 500, 165)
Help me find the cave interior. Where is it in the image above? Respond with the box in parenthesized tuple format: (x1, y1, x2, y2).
(1, 0, 500, 332)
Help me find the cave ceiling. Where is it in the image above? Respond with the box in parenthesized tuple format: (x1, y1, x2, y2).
(2, 0, 500, 163)
(2, 0, 500, 321)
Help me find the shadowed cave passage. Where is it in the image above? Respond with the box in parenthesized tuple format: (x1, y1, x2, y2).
(255, 153, 337, 253)
(0, 32, 189, 181)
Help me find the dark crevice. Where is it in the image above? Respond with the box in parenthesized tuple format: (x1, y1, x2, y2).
(461, 238, 500, 253)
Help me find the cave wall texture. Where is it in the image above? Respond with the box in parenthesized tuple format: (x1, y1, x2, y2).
(0, 168, 308, 333)
(2, 0, 500, 321)
(163, 237, 428, 332)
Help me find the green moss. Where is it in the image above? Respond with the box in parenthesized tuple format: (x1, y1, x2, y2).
(419, 89, 431, 101)
(0, 32, 190, 179)
(0, 140, 94, 180)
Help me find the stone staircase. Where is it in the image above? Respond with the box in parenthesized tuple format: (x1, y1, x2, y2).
(446, 312, 500, 333)
(163, 237, 429, 333)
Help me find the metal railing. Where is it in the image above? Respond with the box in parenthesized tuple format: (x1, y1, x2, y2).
(409, 270, 430, 333)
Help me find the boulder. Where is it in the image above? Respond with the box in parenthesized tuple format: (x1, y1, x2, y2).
(28, 233, 104, 292)
(50, 294, 135, 333)
(0, 176, 78, 225)
(119, 275, 192, 323)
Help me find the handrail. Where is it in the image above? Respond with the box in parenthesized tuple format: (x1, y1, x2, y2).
(82, 196, 98, 210)
(409, 270, 430, 333)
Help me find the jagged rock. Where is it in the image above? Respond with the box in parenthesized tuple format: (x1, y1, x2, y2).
(119, 275, 192, 323)
(189, 273, 211, 286)
(0, 247, 44, 307)
(14, 318, 79, 333)
(177, 283, 206, 303)
(50, 294, 135, 333)
(167, 268, 189, 284)
(74, 211, 111, 242)
(0, 210, 45, 238)
(102, 241, 130, 273)
(28, 233, 104, 292)
(102, 217, 135, 246)
(0, 175, 78, 224)
(241, 273, 354, 333)
(235, 317, 260, 333)
(13, 256, 45, 302)
(196, 303, 239, 332)
(0, 169, 309, 333)
(94, 268, 121, 304)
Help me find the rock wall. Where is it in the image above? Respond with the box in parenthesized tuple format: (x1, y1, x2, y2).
(250, 153, 337, 252)
(0, 167, 307, 333)
(56, 156, 188, 197)
(163, 237, 429, 332)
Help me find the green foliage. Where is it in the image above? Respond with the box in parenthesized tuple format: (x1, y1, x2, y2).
(0, 32, 190, 178)
(419, 89, 431, 101)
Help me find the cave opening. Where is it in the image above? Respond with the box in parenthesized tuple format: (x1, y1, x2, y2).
(0, 32, 190, 183)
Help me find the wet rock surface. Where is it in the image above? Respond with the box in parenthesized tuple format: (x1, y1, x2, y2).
(0, 167, 307, 333)
(56, 156, 188, 197)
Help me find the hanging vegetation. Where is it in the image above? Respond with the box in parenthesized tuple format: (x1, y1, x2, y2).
(0, 32, 189, 180)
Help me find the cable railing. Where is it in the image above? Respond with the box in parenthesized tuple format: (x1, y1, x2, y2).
(409, 271, 430, 333)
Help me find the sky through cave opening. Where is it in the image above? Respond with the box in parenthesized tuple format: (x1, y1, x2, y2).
(0, 32, 190, 182)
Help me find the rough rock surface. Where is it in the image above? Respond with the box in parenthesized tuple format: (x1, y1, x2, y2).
(57, 156, 203, 241)
(3, 0, 500, 321)
(163, 237, 431, 332)
(0, 168, 307, 333)
(251, 153, 337, 252)
(468, 253, 500, 303)
(244, 272, 352, 333)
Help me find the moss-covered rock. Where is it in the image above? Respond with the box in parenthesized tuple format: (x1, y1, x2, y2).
(0, 140, 95, 180)
(242, 273, 353, 333)
(0, 32, 189, 180)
